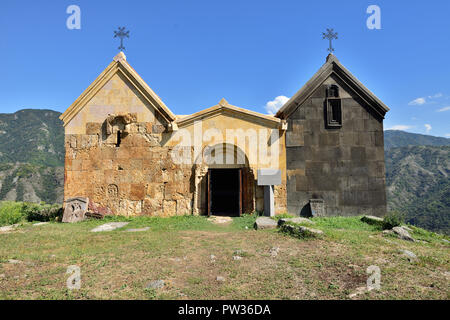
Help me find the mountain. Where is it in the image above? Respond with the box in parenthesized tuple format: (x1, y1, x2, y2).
(0, 163, 64, 204)
(0, 109, 64, 166)
(0, 109, 64, 204)
(384, 130, 450, 150)
(385, 145, 450, 234)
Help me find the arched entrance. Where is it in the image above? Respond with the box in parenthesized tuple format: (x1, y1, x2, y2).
(193, 143, 255, 216)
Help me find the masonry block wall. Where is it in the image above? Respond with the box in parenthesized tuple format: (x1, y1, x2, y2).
(63, 73, 194, 216)
(285, 74, 387, 217)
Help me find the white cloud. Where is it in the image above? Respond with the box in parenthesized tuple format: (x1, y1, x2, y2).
(409, 93, 444, 106)
(385, 125, 413, 131)
(265, 95, 290, 115)
(428, 93, 443, 99)
(408, 97, 426, 105)
(445, 133, 450, 137)
(425, 124, 432, 133)
(437, 106, 450, 112)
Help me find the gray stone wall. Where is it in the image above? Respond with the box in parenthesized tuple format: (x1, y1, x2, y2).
(285, 74, 387, 217)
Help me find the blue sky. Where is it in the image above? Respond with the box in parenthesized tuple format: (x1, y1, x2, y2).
(1, 0, 449, 137)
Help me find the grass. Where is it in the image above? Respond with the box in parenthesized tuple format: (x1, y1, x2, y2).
(0, 214, 448, 300)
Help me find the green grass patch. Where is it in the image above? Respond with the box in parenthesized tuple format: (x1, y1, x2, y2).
(231, 213, 258, 230)
(311, 216, 382, 232)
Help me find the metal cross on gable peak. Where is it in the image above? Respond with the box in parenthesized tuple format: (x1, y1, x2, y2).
(322, 28, 338, 53)
(114, 27, 130, 51)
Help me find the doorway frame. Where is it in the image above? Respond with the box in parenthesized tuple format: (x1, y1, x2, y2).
(207, 168, 243, 217)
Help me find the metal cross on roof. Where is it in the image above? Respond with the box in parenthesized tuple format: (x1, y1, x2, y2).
(114, 27, 130, 51)
(322, 28, 338, 53)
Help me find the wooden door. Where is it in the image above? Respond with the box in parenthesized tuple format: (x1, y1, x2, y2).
(241, 167, 254, 214)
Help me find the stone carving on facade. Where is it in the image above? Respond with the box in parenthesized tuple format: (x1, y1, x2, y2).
(62, 197, 89, 223)
(107, 184, 119, 198)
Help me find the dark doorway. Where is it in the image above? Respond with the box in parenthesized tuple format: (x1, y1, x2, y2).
(208, 169, 242, 216)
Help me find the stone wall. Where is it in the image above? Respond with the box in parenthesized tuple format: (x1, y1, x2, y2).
(64, 114, 194, 217)
(285, 74, 387, 217)
(62, 63, 287, 216)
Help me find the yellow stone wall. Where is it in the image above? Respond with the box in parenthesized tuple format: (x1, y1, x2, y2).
(63, 71, 287, 216)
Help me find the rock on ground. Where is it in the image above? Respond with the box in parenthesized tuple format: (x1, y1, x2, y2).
(216, 276, 225, 282)
(8, 259, 22, 264)
(278, 217, 315, 227)
(280, 224, 323, 238)
(400, 249, 417, 262)
(146, 280, 165, 289)
(33, 222, 49, 226)
(0, 224, 19, 232)
(208, 216, 233, 224)
(124, 227, 150, 232)
(254, 217, 277, 230)
(392, 226, 415, 242)
(361, 215, 384, 227)
(90, 222, 129, 232)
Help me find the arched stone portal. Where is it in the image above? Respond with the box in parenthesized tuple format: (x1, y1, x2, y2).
(193, 143, 256, 216)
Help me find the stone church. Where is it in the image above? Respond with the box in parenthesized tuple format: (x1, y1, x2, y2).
(60, 52, 389, 219)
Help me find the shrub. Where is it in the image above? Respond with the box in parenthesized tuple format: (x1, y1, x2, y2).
(23, 202, 63, 222)
(383, 211, 405, 230)
(0, 201, 26, 226)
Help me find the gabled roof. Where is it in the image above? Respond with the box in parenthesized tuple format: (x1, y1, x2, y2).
(275, 54, 390, 119)
(59, 52, 177, 126)
(176, 98, 285, 129)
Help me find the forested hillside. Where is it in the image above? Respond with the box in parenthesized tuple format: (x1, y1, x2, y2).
(385, 145, 449, 234)
(0, 109, 64, 203)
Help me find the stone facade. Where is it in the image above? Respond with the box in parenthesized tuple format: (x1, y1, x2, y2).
(61, 52, 388, 218)
(61, 53, 287, 217)
(279, 55, 388, 217)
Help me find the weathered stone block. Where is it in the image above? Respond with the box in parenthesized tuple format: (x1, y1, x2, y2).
(278, 217, 315, 226)
(254, 217, 277, 230)
(361, 215, 384, 227)
(351, 147, 366, 162)
(280, 224, 323, 238)
(144, 198, 162, 215)
(176, 198, 191, 215)
(286, 121, 304, 147)
(163, 200, 177, 215)
(130, 183, 146, 200)
(62, 197, 89, 223)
